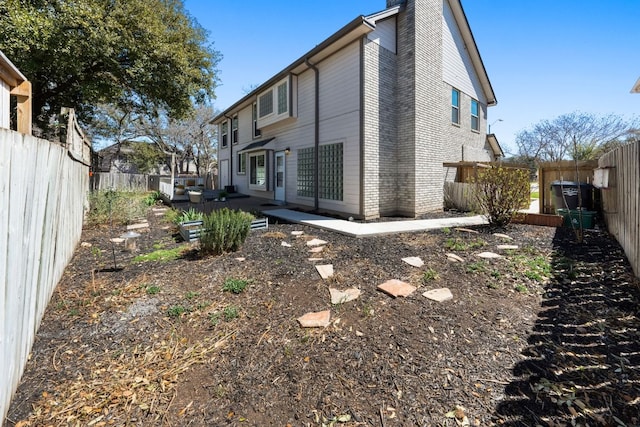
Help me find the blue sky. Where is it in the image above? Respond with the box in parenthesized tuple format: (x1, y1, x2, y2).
(184, 0, 640, 156)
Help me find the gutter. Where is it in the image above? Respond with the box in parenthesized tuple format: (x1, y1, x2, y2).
(305, 58, 320, 211)
(224, 113, 234, 187)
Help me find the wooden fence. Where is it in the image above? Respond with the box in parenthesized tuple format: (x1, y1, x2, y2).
(92, 172, 150, 192)
(0, 122, 89, 423)
(443, 181, 479, 212)
(597, 142, 640, 278)
(538, 160, 599, 214)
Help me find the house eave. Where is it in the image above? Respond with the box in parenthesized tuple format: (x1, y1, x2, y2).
(448, 0, 497, 106)
(0, 50, 28, 87)
(211, 16, 375, 124)
(486, 133, 504, 158)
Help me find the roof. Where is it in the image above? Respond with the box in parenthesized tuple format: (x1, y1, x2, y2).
(486, 133, 504, 158)
(0, 50, 28, 87)
(237, 137, 276, 153)
(632, 77, 640, 93)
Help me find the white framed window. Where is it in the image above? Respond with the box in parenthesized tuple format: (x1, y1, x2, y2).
(258, 90, 273, 118)
(277, 82, 288, 115)
(252, 103, 262, 138)
(232, 115, 238, 144)
(237, 152, 246, 174)
(471, 99, 479, 131)
(249, 151, 266, 190)
(451, 88, 460, 125)
(221, 121, 228, 148)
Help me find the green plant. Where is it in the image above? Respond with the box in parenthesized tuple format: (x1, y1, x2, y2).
(87, 190, 151, 226)
(143, 191, 163, 206)
(132, 246, 185, 263)
(471, 165, 530, 227)
(223, 305, 239, 321)
(515, 284, 528, 293)
(167, 305, 188, 318)
(422, 268, 439, 282)
(146, 285, 161, 295)
(442, 227, 451, 235)
(218, 190, 228, 199)
(209, 312, 220, 326)
(445, 238, 467, 251)
(199, 208, 254, 255)
(177, 208, 203, 225)
(164, 208, 182, 225)
(466, 261, 488, 274)
(185, 291, 200, 300)
(222, 278, 249, 294)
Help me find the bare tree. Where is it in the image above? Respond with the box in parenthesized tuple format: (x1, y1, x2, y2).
(515, 112, 639, 163)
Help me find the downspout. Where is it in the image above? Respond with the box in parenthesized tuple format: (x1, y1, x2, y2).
(305, 58, 320, 211)
(224, 113, 234, 187)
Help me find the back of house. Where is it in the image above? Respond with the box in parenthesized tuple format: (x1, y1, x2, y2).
(213, 0, 498, 219)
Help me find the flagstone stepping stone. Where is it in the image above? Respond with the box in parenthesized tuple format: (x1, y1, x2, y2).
(307, 238, 328, 247)
(329, 288, 361, 304)
(455, 227, 479, 234)
(154, 211, 166, 216)
(315, 264, 334, 279)
(126, 222, 149, 230)
(281, 241, 292, 247)
(477, 251, 503, 259)
(110, 238, 124, 244)
(81, 242, 92, 248)
(446, 253, 465, 263)
(297, 310, 331, 328)
(308, 257, 324, 262)
(291, 231, 304, 236)
(152, 207, 168, 212)
(402, 256, 424, 268)
(497, 244, 519, 250)
(377, 279, 416, 298)
(423, 287, 453, 302)
(309, 246, 324, 253)
(493, 233, 513, 241)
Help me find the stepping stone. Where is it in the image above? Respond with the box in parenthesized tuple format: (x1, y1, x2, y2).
(423, 288, 453, 302)
(315, 264, 334, 279)
(298, 310, 331, 328)
(281, 241, 292, 247)
(493, 233, 513, 241)
(402, 256, 424, 268)
(455, 228, 479, 234)
(291, 231, 304, 236)
(235, 257, 246, 262)
(329, 288, 361, 304)
(154, 212, 165, 216)
(126, 222, 149, 230)
(81, 242, 92, 248)
(477, 252, 503, 259)
(377, 279, 416, 298)
(110, 238, 124, 244)
(307, 238, 328, 247)
(308, 258, 324, 262)
(446, 253, 464, 263)
(497, 244, 519, 250)
(309, 246, 324, 253)
(152, 207, 168, 212)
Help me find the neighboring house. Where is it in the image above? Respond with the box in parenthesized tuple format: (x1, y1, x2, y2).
(97, 141, 178, 175)
(212, 0, 499, 219)
(0, 50, 31, 135)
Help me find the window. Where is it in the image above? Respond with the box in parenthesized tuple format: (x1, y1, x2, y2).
(471, 99, 479, 131)
(252, 103, 262, 138)
(451, 88, 460, 125)
(232, 116, 238, 143)
(296, 143, 343, 201)
(221, 121, 228, 147)
(277, 82, 288, 115)
(249, 152, 266, 190)
(258, 90, 273, 118)
(237, 152, 246, 174)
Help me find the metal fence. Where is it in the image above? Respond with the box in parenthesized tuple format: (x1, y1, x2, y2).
(0, 121, 89, 424)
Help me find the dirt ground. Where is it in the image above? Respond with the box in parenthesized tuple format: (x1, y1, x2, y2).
(5, 208, 640, 426)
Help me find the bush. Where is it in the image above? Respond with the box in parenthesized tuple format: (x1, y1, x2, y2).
(472, 165, 530, 227)
(87, 190, 150, 226)
(199, 208, 254, 255)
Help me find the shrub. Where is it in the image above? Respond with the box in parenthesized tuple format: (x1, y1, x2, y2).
(142, 191, 163, 206)
(472, 166, 530, 227)
(199, 208, 254, 255)
(87, 190, 150, 226)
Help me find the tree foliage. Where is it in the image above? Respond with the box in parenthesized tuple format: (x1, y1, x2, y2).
(128, 142, 166, 174)
(472, 166, 530, 228)
(515, 112, 639, 163)
(0, 0, 220, 137)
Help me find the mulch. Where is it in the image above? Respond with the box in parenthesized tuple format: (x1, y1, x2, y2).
(4, 209, 640, 426)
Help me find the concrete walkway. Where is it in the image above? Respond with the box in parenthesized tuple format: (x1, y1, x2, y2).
(263, 209, 488, 237)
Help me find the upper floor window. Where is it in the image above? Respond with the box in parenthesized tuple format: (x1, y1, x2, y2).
(451, 88, 460, 125)
(277, 82, 288, 115)
(470, 99, 479, 131)
(252, 103, 262, 138)
(232, 115, 238, 143)
(221, 121, 228, 147)
(258, 90, 273, 118)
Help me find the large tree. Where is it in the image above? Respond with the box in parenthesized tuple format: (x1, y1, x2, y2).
(0, 0, 220, 137)
(515, 112, 639, 163)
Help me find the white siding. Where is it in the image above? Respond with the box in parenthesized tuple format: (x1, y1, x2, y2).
(441, 0, 485, 103)
(367, 17, 397, 54)
(0, 80, 9, 129)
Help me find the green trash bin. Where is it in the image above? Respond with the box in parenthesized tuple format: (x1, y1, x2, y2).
(556, 209, 596, 229)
